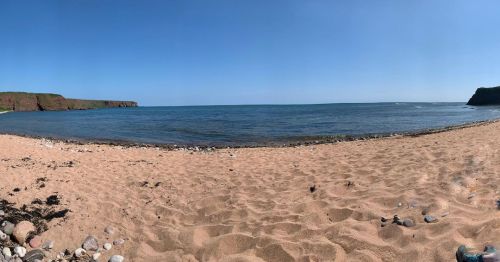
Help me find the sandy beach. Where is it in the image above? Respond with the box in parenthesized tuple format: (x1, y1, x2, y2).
(0, 121, 499, 261)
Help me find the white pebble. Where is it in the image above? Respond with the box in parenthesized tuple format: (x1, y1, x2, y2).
(2, 247, 11, 257)
(14, 246, 26, 258)
(0, 230, 7, 241)
(104, 243, 112, 250)
(74, 247, 86, 258)
(93, 252, 101, 260)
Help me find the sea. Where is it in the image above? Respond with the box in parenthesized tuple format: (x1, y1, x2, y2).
(0, 102, 499, 146)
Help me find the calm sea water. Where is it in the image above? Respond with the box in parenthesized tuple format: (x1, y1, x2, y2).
(0, 103, 499, 146)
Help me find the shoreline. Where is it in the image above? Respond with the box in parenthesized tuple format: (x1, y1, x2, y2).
(0, 118, 498, 150)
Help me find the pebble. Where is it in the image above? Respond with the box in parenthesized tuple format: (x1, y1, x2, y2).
(113, 239, 125, 246)
(104, 243, 112, 250)
(29, 235, 42, 248)
(23, 249, 45, 262)
(93, 252, 101, 260)
(2, 247, 11, 257)
(402, 218, 415, 227)
(12, 221, 35, 244)
(41, 240, 54, 250)
(14, 246, 26, 258)
(0, 230, 7, 241)
(82, 235, 99, 251)
(1, 221, 15, 235)
(109, 255, 124, 262)
(74, 248, 86, 258)
(104, 226, 115, 235)
(424, 215, 438, 223)
(0, 210, 4, 216)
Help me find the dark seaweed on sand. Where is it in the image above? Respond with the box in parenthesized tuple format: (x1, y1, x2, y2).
(0, 198, 70, 235)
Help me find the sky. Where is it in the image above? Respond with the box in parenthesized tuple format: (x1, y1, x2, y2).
(1, 0, 500, 106)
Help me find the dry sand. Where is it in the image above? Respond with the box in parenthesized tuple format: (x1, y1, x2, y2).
(1, 121, 500, 261)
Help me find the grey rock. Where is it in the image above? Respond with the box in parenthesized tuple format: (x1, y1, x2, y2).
(424, 215, 438, 223)
(0, 210, 5, 216)
(22, 249, 45, 262)
(1, 222, 14, 235)
(41, 240, 54, 250)
(0, 230, 7, 241)
(402, 219, 415, 227)
(82, 235, 99, 251)
(109, 255, 124, 262)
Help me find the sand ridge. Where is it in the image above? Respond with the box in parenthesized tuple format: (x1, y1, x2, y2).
(0, 122, 500, 261)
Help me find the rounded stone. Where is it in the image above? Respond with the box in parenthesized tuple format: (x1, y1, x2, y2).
(82, 235, 99, 251)
(104, 243, 112, 250)
(12, 221, 35, 244)
(424, 215, 438, 223)
(93, 252, 101, 260)
(1, 221, 15, 235)
(113, 239, 125, 246)
(74, 248, 86, 258)
(14, 246, 26, 258)
(402, 218, 415, 227)
(2, 247, 11, 257)
(23, 249, 45, 262)
(0, 230, 7, 241)
(29, 235, 43, 248)
(109, 255, 124, 262)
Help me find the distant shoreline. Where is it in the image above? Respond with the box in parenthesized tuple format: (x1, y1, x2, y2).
(0, 118, 497, 150)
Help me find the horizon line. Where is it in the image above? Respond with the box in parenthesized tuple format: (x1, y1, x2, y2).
(138, 101, 469, 107)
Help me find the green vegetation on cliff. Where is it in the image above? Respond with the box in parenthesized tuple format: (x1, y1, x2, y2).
(0, 92, 138, 112)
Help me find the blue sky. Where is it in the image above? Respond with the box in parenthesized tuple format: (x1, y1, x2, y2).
(1, 0, 500, 106)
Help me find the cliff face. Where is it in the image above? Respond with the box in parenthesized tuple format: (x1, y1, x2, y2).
(0, 92, 138, 112)
(467, 87, 500, 105)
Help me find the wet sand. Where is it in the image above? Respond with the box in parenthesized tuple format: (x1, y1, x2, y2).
(1, 121, 500, 261)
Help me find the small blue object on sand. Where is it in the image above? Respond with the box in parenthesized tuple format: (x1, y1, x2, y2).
(456, 245, 498, 262)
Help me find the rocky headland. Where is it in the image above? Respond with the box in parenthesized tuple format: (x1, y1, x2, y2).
(467, 86, 500, 105)
(0, 92, 137, 112)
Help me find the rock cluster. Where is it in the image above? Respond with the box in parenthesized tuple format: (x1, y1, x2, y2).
(0, 215, 125, 262)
